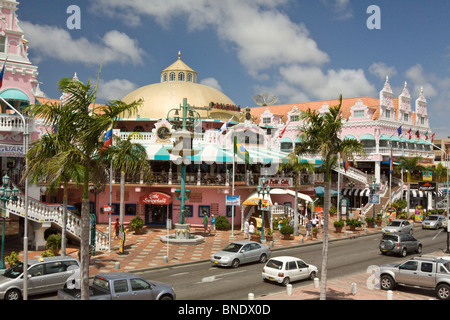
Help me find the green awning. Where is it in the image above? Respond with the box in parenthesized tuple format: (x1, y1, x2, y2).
(0, 88, 30, 101)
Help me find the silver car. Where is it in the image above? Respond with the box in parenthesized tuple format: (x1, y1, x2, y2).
(379, 233, 422, 257)
(0, 256, 80, 300)
(422, 215, 446, 229)
(211, 241, 271, 268)
(382, 219, 414, 234)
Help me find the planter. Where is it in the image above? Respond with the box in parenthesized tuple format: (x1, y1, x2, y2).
(251, 234, 261, 243)
(312, 231, 318, 238)
(281, 233, 292, 240)
(376, 220, 382, 227)
(265, 235, 273, 242)
(334, 226, 343, 233)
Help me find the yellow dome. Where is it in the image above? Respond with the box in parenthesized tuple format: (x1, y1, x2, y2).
(121, 52, 240, 121)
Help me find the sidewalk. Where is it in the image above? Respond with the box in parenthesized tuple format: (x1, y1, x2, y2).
(6, 217, 450, 300)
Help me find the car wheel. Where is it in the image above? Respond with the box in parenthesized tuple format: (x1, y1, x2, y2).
(259, 254, 267, 263)
(282, 277, 290, 286)
(5, 289, 21, 300)
(159, 294, 174, 300)
(380, 275, 395, 291)
(400, 247, 407, 257)
(309, 271, 317, 280)
(436, 284, 450, 300)
(416, 244, 422, 254)
(231, 259, 240, 268)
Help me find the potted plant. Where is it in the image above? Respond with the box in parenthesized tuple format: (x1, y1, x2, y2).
(251, 229, 261, 243)
(265, 229, 274, 242)
(312, 227, 318, 238)
(279, 224, 293, 240)
(365, 217, 375, 227)
(333, 220, 344, 233)
(46, 233, 62, 256)
(376, 213, 383, 227)
(5, 251, 19, 268)
(329, 205, 337, 217)
(346, 219, 362, 231)
(130, 216, 145, 234)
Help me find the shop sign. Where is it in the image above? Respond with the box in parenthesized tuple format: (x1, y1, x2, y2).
(418, 181, 436, 192)
(139, 192, 172, 205)
(0, 144, 24, 157)
(226, 195, 240, 206)
(259, 178, 293, 187)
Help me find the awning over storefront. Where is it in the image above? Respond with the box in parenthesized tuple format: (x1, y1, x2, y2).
(242, 191, 273, 206)
(314, 186, 339, 195)
(144, 144, 322, 165)
(403, 190, 443, 198)
(270, 188, 313, 203)
(341, 188, 370, 197)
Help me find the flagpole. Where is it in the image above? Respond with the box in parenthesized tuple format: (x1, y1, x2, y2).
(231, 136, 235, 237)
(337, 152, 340, 220)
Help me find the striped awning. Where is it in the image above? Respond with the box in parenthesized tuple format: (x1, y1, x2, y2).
(403, 190, 444, 198)
(145, 144, 323, 165)
(341, 188, 371, 197)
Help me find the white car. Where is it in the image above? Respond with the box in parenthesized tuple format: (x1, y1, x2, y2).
(262, 256, 318, 286)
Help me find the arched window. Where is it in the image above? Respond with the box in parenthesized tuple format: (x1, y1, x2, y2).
(178, 72, 185, 81)
(169, 72, 176, 81)
(162, 73, 167, 82)
(187, 73, 193, 82)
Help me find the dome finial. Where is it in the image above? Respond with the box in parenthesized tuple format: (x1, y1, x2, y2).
(178, 51, 181, 60)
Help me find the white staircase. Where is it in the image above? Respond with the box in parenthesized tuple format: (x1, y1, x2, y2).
(334, 166, 368, 184)
(6, 193, 109, 251)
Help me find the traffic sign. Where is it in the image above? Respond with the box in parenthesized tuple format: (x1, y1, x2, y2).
(369, 194, 380, 204)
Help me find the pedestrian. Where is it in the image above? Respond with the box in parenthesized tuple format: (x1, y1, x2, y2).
(306, 219, 312, 240)
(312, 216, 318, 228)
(249, 221, 255, 235)
(244, 219, 250, 239)
(210, 214, 216, 233)
(114, 218, 120, 240)
(203, 213, 209, 235)
(255, 215, 262, 232)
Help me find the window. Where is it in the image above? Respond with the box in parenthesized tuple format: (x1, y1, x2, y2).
(0, 36, 5, 53)
(262, 117, 271, 124)
(29, 264, 45, 277)
(400, 261, 418, 271)
(354, 110, 365, 117)
(287, 261, 297, 270)
(421, 117, 425, 125)
(385, 109, 391, 118)
(162, 73, 167, 82)
(130, 278, 150, 291)
(421, 262, 433, 273)
(404, 113, 409, 122)
(290, 115, 299, 122)
(125, 204, 136, 216)
(187, 73, 193, 82)
(62, 260, 79, 271)
(113, 280, 129, 293)
(226, 205, 236, 217)
(297, 260, 308, 269)
(178, 72, 185, 81)
(250, 243, 261, 251)
(46, 262, 63, 274)
(169, 72, 176, 81)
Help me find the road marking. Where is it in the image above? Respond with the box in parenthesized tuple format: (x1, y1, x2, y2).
(199, 269, 247, 283)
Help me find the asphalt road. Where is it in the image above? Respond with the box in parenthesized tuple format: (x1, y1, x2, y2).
(31, 227, 448, 300)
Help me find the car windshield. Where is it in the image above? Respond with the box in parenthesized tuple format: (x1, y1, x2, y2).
(223, 243, 243, 253)
(382, 235, 398, 241)
(388, 221, 401, 226)
(265, 259, 284, 270)
(2, 262, 24, 279)
(425, 216, 438, 221)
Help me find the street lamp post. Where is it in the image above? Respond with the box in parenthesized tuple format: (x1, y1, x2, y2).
(369, 177, 380, 228)
(257, 176, 270, 243)
(348, 181, 355, 217)
(167, 98, 200, 226)
(0, 174, 19, 269)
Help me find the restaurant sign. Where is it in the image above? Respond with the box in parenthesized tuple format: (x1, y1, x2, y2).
(258, 178, 293, 187)
(139, 192, 172, 205)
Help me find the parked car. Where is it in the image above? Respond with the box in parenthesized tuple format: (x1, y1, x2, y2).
(422, 215, 446, 229)
(210, 240, 271, 268)
(379, 256, 450, 300)
(379, 233, 422, 257)
(58, 272, 176, 300)
(382, 219, 414, 234)
(262, 256, 318, 286)
(0, 256, 80, 300)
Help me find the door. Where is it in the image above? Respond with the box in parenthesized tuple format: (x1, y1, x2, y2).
(396, 260, 419, 285)
(285, 260, 300, 282)
(416, 262, 435, 287)
(296, 260, 311, 280)
(27, 264, 46, 295)
(112, 279, 133, 300)
(130, 278, 156, 300)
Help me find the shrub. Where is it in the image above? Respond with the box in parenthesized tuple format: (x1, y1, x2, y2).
(280, 224, 293, 235)
(46, 233, 61, 254)
(130, 216, 144, 231)
(345, 219, 362, 227)
(5, 251, 19, 267)
(215, 216, 231, 230)
(333, 220, 344, 228)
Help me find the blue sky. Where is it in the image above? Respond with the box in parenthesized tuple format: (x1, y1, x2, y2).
(17, 0, 450, 137)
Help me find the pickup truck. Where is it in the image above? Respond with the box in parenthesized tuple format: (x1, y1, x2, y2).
(379, 256, 450, 300)
(57, 272, 176, 300)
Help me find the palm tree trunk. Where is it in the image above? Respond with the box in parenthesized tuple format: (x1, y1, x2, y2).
(320, 175, 331, 300)
(294, 183, 299, 236)
(61, 181, 68, 256)
(120, 171, 125, 225)
(80, 168, 90, 300)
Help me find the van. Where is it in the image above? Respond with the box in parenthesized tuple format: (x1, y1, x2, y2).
(0, 256, 80, 300)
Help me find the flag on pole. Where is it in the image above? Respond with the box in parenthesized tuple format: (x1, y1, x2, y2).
(218, 116, 233, 134)
(0, 57, 8, 89)
(415, 130, 420, 138)
(397, 125, 402, 136)
(431, 132, 436, 142)
(278, 122, 289, 139)
(389, 146, 394, 174)
(407, 128, 412, 140)
(234, 136, 250, 164)
(103, 124, 113, 147)
(342, 154, 349, 172)
(424, 131, 428, 140)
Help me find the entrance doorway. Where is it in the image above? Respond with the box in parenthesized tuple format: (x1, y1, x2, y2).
(145, 204, 172, 225)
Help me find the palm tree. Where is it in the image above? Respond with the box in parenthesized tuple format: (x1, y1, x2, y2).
(295, 96, 364, 300)
(395, 156, 425, 216)
(102, 132, 152, 226)
(279, 152, 315, 236)
(27, 76, 142, 300)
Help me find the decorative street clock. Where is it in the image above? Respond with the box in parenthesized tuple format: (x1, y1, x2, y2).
(156, 125, 171, 141)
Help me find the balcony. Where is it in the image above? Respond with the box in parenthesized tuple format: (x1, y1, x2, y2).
(0, 114, 34, 132)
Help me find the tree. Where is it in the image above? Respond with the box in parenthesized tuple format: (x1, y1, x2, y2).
(295, 96, 364, 300)
(279, 152, 314, 236)
(102, 132, 152, 226)
(395, 156, 425, 216)
(27, 76, 142, 300)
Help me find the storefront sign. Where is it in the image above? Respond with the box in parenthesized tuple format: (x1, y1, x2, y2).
(0, 144, 24, 157)
(103, 205, 114, 214)
(226, 195, 240, 206)
(422, 171, 433, 182)
(418, 181, 436, 192)
(139, 192, 172, 205)
(259, 178, 293, 187)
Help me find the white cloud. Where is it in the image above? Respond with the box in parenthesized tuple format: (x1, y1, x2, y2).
(21, 22, 145, 66)
(369, 62, 397, 80)
(97, 79, 138, 101)
(200, 77, 222, 92)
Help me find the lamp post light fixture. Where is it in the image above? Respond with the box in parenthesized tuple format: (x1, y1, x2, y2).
(167, 98, 200, 225)
(0, 174, 19, 270)
(257, 176, 271, 243)
(369, 177, 380, 228)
